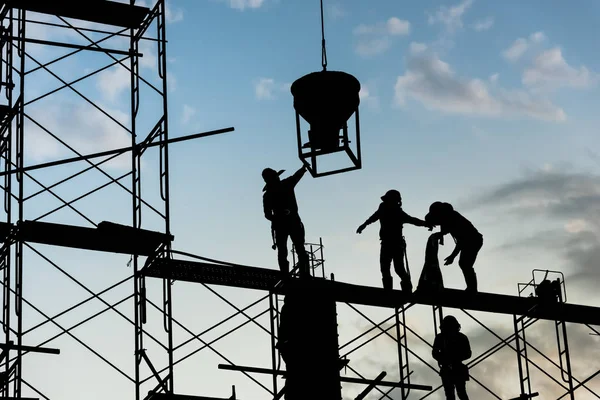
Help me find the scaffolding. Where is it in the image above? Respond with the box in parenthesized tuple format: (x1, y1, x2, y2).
(0, 1, 599, 400)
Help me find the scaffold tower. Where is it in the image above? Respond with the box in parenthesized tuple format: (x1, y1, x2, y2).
(0, 1, 598, 400)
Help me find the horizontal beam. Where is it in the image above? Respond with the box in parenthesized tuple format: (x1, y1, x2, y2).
(11, 0, 150, 29)
(143, 259, 600, 326)
(0, 127, 235, 177)
(0, 342, 59, 355)
(8, 36, 141, 57)
(217, 364, 432, 391)
(146, 394, 234, 400)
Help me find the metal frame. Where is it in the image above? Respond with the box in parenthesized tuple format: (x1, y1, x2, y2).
(0, 2, 597, 400)
(294, 110, 362, 178)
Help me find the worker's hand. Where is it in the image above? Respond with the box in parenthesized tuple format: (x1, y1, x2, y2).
(356, 224, 365, 234)
(444, 255, 455, 266)
(426, 223, 435, 231)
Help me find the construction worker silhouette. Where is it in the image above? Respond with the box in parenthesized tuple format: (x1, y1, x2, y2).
(432, 315, 472, 400)
(425, 202, 483, 292)
(262, 165, 310, 277)
(357, 190, 432, 292)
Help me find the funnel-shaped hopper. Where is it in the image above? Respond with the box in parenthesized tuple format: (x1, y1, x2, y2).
(291, 70, 361, 152)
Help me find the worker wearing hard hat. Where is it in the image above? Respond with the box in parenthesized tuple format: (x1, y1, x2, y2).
(425, 202, 483, 292)
(262, 165, 310, 277)
(356, 189, 432, 292)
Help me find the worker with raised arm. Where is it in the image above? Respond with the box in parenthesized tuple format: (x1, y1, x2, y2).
(425, 202, 483, 292)
(432, 315, 472, 400)
(356, 189, 432, 292)
(262, 165, 310, 277)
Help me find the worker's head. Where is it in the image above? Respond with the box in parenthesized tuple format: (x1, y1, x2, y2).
(381, 189, 402, 206)
(262, 168, 284, 185)
(441, 315, 461, 333)
(425, 201, 453, 225)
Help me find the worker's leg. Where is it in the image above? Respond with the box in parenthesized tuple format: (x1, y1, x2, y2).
(455, 380, 469, 400)
(458, 236, 483, 292)
(380, 241, 393, 290)
(441, 373, 456, 400)
(275, 226, 290, 275)
(392, 239, 412, 292)
(289, 220, 309, 277)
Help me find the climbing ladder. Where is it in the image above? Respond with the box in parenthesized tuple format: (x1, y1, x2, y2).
(395, 306, 411, 400)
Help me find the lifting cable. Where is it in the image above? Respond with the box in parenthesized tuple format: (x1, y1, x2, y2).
(320, 0, 328, 71)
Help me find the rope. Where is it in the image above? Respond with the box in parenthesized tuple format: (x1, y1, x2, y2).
(403, 236, 411, 280)
(320, 0, 327, 70)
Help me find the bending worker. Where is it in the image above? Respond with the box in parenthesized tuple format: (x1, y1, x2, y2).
(425, 202, 483, 292)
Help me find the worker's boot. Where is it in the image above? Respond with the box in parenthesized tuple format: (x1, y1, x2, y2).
(464, 269, 478, 293)
(382, 276, 393, 290)
(401, 279, 413, 294)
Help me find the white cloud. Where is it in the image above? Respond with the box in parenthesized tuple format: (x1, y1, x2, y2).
(225, 0, 265, 11)
(394, 51, 566, 122)
(182, 105, 196, 125)
(167, 72, 177, 93)
(427, 0, 473, 32)
(502, 31, 546, 62)
(472, 16, 494, 31)
(386, 17, 411, 36)
(489, 73, 499, 83)
(409, 42, 428, 54)
(353, 17, 410, 57)
(96, 66, 130, 102)
(359, 85, 380, 110)
(522, 47, 596, 91)
(328, 3, 346, 20)
(354, 37, 392, 57)
(254, 77, 288, 100)
(135, 0, 184, 23)
(565, 219, 588, 234)
(25, 100, 132, 169)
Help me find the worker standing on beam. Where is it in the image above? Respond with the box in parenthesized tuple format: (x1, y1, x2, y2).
(425, 202, 483, 292)
(356, 189, 432, 292)
(432, 315, 472, 400)
(262, 165, 310, 277)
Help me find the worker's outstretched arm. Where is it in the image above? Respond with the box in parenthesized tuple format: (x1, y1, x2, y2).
(357, 207, 380, 234)
(403, 212, 433, 229)
(289, 165, 308, 187)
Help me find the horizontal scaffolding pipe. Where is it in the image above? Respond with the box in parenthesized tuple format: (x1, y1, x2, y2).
(0, 342, 60, 355)
(217, 364, 433, 391)
(8, 36, 142, 57)
(0, 127, 235, 177)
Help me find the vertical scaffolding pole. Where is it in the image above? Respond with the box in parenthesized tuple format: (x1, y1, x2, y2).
(157, 1, 175, 390)
(131, 0, 143, 398)
(0, 5, 12, 397)
(395, 306, 410, 400)
(514, 315, 533, 398)
(13, 7, 25, 397)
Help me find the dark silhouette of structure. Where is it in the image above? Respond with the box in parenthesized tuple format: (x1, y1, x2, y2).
(357, 190, 431, 292)
(433, 315, 472, 400)
(262, 166, 309, 277)
(1, 1, 599, 400)
(417, 233, 445, 292)
(290, 0, 362, 178)
(425, 202, 483, 292)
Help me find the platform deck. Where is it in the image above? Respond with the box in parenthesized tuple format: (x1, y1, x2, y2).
(143, 258, 600, 326)
(12, 0, 150, 29)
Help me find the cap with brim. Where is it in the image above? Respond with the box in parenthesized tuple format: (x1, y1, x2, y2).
(263, 169, 285, 191)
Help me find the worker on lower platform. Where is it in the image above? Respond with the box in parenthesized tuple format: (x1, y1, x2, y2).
(262, 165, 310, 277)
(433, 315, 472, 400)
(425, 202, 483, 292)
(356, 190, 432, 292)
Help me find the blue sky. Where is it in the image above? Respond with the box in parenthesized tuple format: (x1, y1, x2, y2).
(11, 0, 600, 399)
